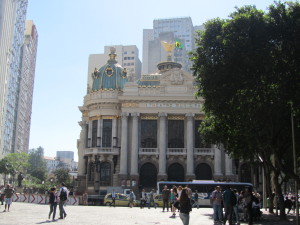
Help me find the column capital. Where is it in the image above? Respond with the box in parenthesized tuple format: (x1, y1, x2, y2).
(131, 112, 140, 118)
(121, 112, 129, 119)
(158, 112, 167, 118)
(185, 113, 195, 119)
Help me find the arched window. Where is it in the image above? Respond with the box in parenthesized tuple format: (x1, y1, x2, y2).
(168, 163, 184, 181)
(195, 163, 212, 180)
(100, 162, 111, 186)
(140, 163, 157, 188)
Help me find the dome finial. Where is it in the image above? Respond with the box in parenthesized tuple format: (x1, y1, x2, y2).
(109, 47, 117, 61)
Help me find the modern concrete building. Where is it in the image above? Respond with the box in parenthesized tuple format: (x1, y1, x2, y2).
(0, 0, 29, 157)
(142, 17, 195, 74)
(14, 20, 38, 153)
(76, 47, 243, 195)
(87, 45, 141, 93)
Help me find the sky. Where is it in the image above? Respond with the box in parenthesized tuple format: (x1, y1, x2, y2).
(27, 0, 280, 161)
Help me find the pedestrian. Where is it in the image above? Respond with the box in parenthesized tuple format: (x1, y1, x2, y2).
(210, 186, 223, 224)
(179, 187, 192, 225)
(194, 190, 199, 209)
(3, 184, 14, 212)
(162, 185, 170, 212)
(222, 185, 236, 225)
(148, 189, 155, 209)
(244, 186, 254, 225)
(0, 185, 5, 205)
(233, 189, 240, 225)
(111, 189, 116, 207)
(140, 189, 147, 209)
(129, 189, 135, 208)
(58, 182, 68, 219)
(83, 190, 88, 206)
(48, 187, 58, 220)
(169, 188, 176, 217)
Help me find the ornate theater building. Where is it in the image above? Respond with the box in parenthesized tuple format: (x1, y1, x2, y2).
(77, 47, 260, 194)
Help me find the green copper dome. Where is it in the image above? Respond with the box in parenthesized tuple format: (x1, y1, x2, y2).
(92, 47, 128, 91)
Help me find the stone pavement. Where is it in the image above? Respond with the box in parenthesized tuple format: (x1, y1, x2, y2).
(0, 202, 296, 225)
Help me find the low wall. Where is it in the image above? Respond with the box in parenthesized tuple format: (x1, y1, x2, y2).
(11, 193, 80, 206)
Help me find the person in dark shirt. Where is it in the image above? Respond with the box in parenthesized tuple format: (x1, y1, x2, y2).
(48, 187, 58, 221)
(179, 187, 192, 225)
(162, 185, 170, 212)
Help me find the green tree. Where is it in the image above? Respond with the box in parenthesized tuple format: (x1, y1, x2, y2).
(0, 153, 29, 184)
(28, 147, 47, 182)
(53, 168, 70, 185)
(192, 2, 300, 220)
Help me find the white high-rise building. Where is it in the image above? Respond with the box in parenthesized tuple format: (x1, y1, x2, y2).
(0, 0, 28, 157)
(14, 20, 38, 153)
(143, 17, 195, 74)
(87, 45, 141, 93)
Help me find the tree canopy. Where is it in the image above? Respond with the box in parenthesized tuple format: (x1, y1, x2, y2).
(28, 147, 47, 182)
(192, 2, 300, 218)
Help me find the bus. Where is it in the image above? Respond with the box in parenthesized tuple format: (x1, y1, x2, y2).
(157, 180, 253, 206)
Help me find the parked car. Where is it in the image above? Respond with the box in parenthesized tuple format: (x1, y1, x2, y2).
(104, 193, 138, 207)
(154, 194, 163, 207)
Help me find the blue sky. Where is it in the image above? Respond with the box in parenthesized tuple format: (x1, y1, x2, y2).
(27, 0, 280, 161)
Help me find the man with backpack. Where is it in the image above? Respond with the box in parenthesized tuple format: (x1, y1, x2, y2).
(222, 185, 237, 225)
(58, 182, 68, 219)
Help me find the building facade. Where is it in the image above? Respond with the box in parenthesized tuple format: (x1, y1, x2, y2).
(0, 0, 29, 157)
(77, 48, 243, 194)
(14, 20, 38, 153)
(87, 45, 141, 94)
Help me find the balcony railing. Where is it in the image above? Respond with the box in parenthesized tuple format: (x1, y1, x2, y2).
(167, 148, 187, 155)
(84, 147, 120, 155)
(139, 148, 158, 155)
(194, 148, 215, 155)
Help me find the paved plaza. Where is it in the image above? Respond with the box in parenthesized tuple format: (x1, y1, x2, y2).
(0, 202, 296, 225)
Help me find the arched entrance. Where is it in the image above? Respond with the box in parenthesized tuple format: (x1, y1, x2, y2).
(195, 163, 212, 180)
(140, 163, 157, 188)
(240, 163, 252, 183)
(168, 163, 184, 181)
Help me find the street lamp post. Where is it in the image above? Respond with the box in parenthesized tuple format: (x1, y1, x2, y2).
(291, 102, 299, 225)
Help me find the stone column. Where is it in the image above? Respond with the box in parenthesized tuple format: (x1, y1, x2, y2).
(130, 113, 139, 176)
(97, 118, 102, 147)
(225, 154, 234, 176)
(186, 113, 195, 177)
(214, 145, 222, 176)
(78, 121, 87, 176)
(119, 112, 129, 175)
(158, 112, 167, 177)
(88, 120, 92, 147)
(112, 117, 117, 147)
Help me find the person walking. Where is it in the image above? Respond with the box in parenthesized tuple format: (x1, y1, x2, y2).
(58, 182, 68, 219)
(222, 185, 236, 225)
(82, 191, 88, 206)
(3, 184, 14, 212)
(140, 189, 147, 209)
(128, 189, 135, 208)
(111, 189, 116, 207)
(48, 187, 58, 220)
(211, 186, 223, 224)
(170, 188, 177, 217)
(233, 189, 240, 225)
(162, 185, 170, 212)
(194, 190, 199, 209)
(148, 189, 155, 209)
(179, 187, 192, 225)
(244, 186, 254, 225)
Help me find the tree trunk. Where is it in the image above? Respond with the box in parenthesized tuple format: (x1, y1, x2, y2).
(273, 169, 287, 220)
